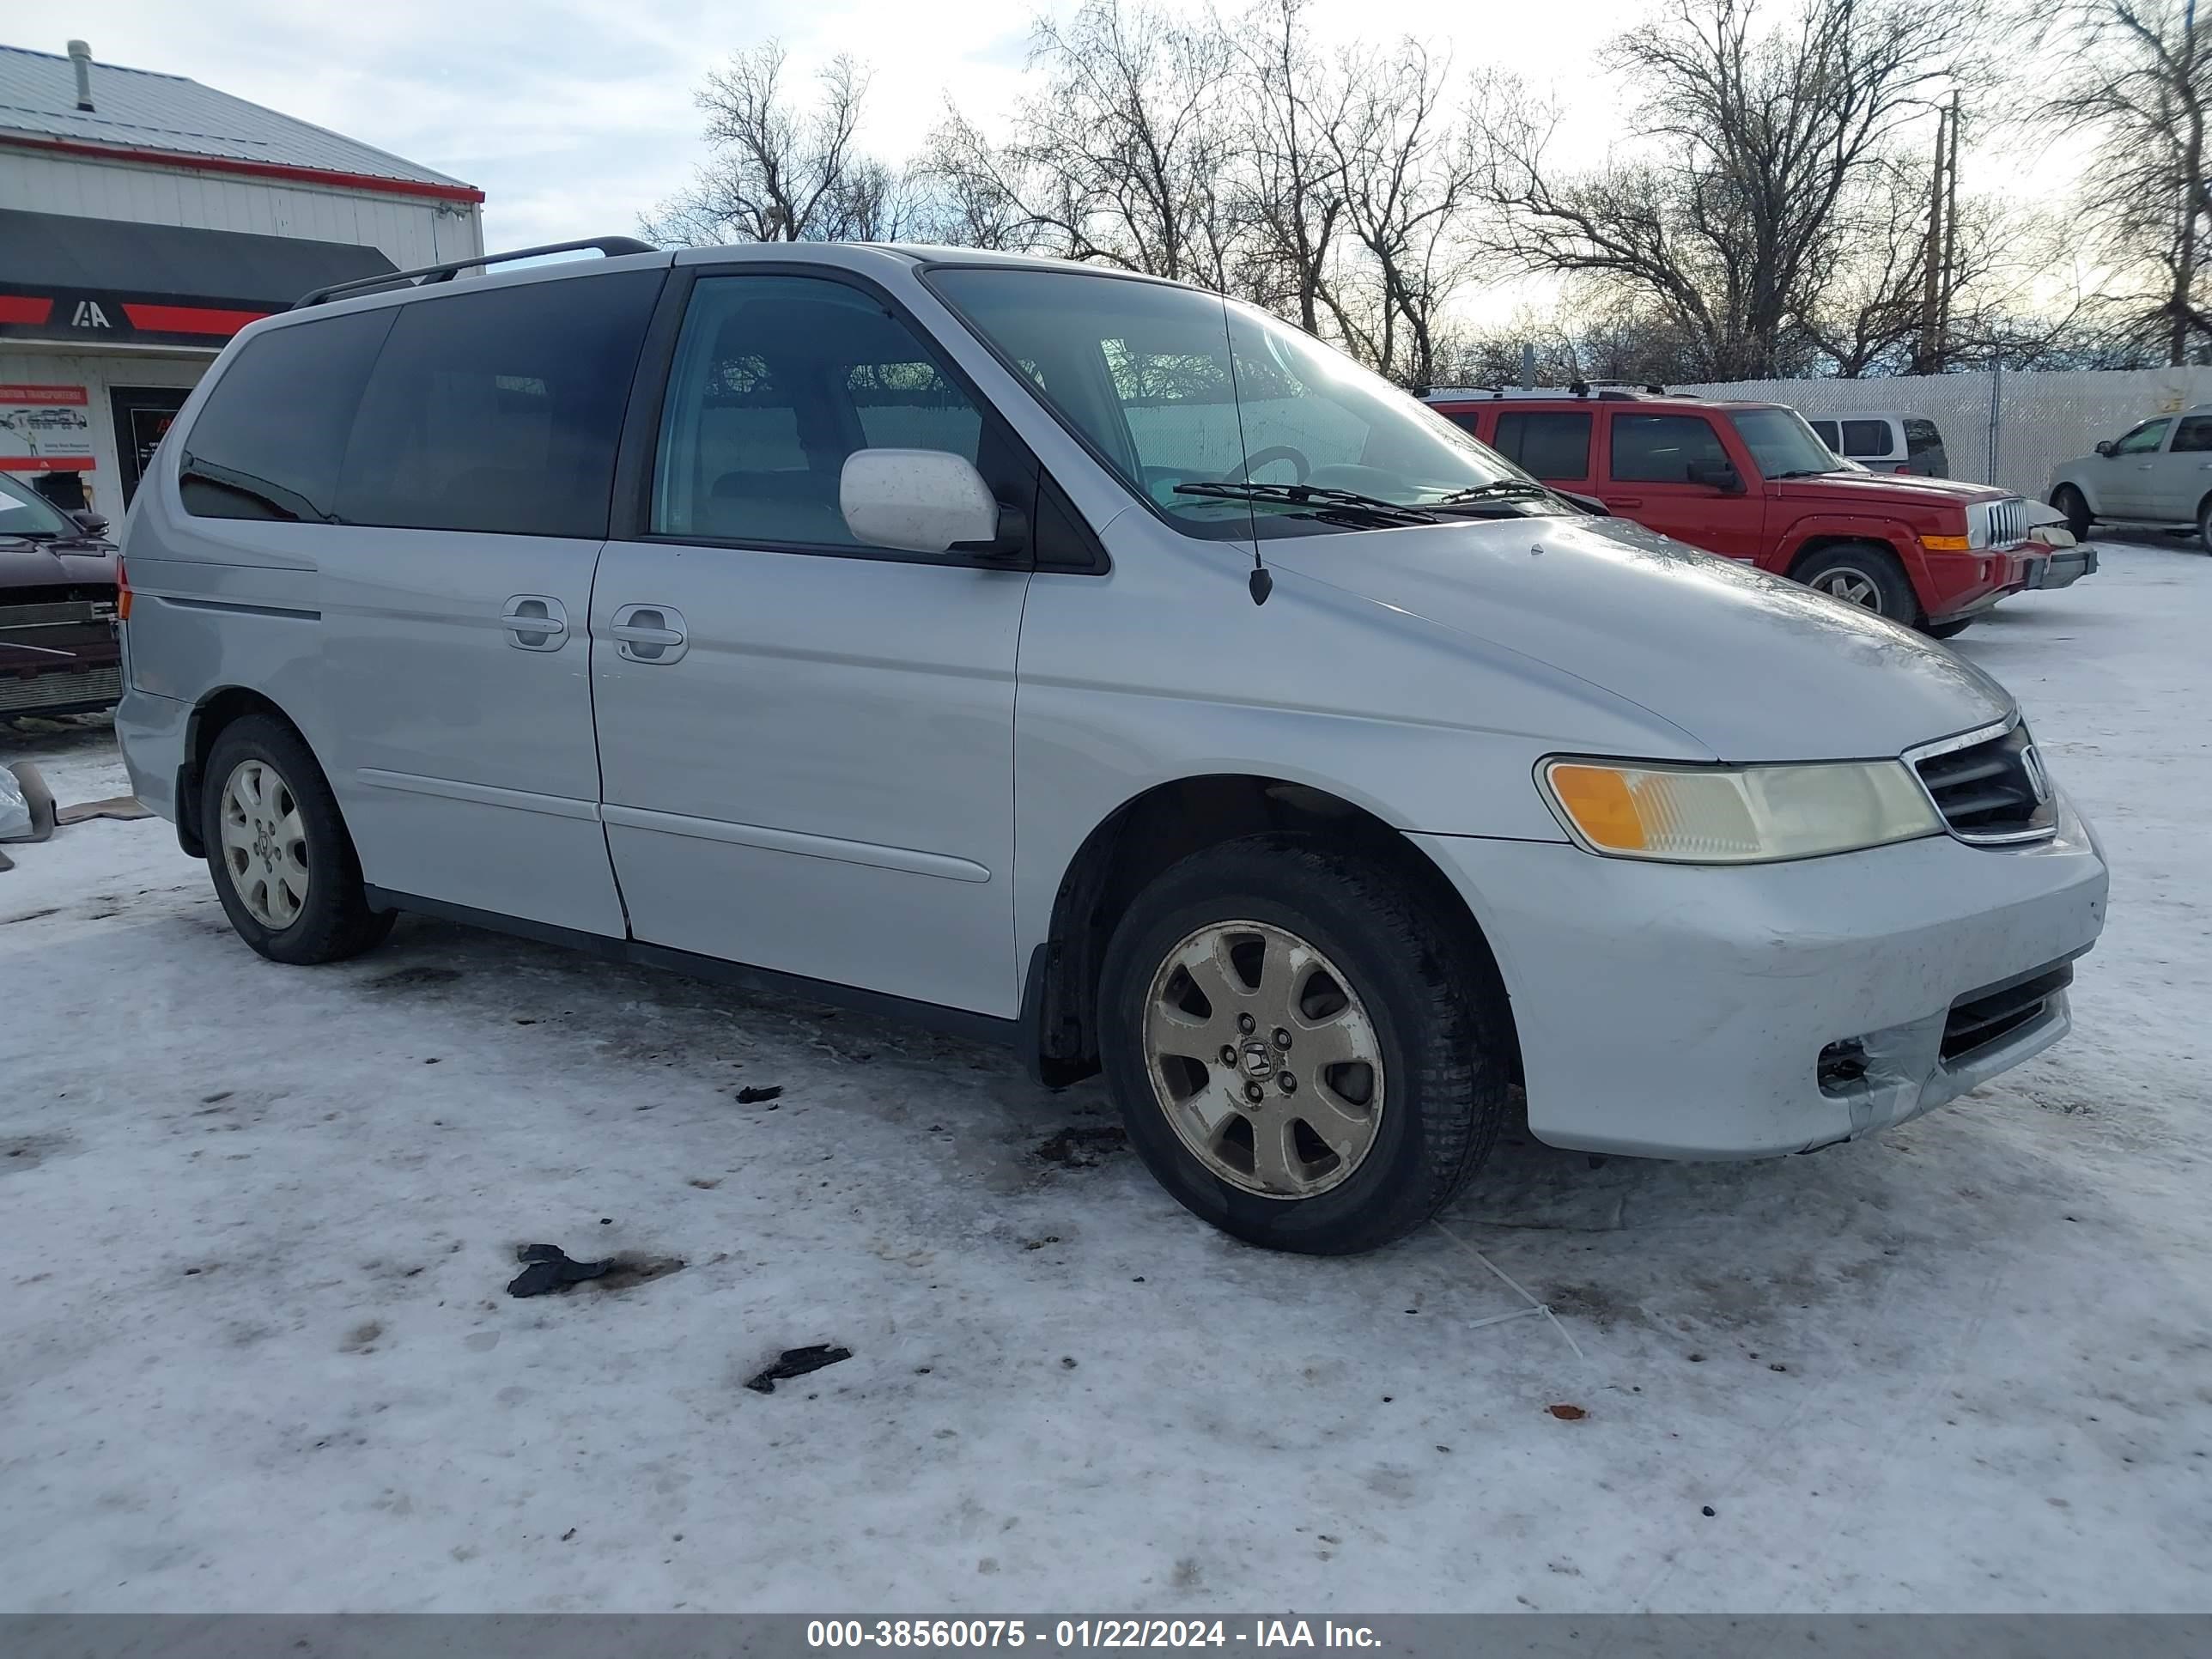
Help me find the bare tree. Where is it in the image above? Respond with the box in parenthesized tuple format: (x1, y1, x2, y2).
(1471, 0, 1990, 380)
(642, 43, 910, 245)
(1328, 40, 1478, 386)
(2043, 0, 2212, 363)
(1225, 0, 1352, 333)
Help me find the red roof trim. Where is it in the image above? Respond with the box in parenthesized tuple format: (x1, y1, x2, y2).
(0, 295, 55, 325)
(0, 132, 486, 204)
(121, 302, 270, 337)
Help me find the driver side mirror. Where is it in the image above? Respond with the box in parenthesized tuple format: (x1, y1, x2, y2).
(70, 510, 111, 537)
(1686, 458, 1744, 494)
(2094, 440, 2115, 458)
(841, 449, 1016, 556)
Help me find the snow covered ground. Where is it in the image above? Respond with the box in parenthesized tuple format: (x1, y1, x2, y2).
(3, 540, 2207, 1614)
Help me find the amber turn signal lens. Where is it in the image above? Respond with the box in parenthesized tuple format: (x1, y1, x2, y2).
(1547, 764, 1647, 850)
(1919, 533, 1972, 551)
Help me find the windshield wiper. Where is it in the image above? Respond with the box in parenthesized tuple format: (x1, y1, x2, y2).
(1175, 480, 1438, 526)
(1429, 479, 1557, 506)
(1768, 468, 1836, 479)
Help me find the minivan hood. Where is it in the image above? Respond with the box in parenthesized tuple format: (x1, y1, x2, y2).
(1262, 515, 2013, 763)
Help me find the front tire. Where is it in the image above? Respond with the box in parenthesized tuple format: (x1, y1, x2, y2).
(1792, 543, 1920, 623)
(2052, 484, 2093, 542)
(201, 714, 393, 964)
(1097, 835, 1512, 1255)
(1926, 617, 1974, 640)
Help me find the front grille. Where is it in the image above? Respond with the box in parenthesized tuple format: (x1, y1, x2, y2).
(1942, 962, 2073, 1063)
(1986, 496, 2027, 547)
(0, 599, 108, 629)
(0, 663, 121, 714)
(1911, 722, 2057, 843)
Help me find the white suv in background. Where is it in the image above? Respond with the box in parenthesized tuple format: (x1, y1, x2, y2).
(2050, 407, 2212, 545)
(1807, 414, 1951, 477)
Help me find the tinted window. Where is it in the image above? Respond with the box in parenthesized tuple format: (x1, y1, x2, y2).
(652, 275, 995, 549)
(1492, 411, 1591, 479)
(336, 270, 661, 538)
(1608, 414, 1729, 483)
(180, 310, 392, 521)
(1839, 419, 1892, 457)
(1808, 419, 1840, 448)
(2172, 416, 2212, 453)
(1904, 418, 1947, 457)
(2112, 418, 2170, 456)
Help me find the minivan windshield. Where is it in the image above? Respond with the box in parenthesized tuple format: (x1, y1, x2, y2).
(1728, 406, 1843, 478)
(927, 266, 1550, 538)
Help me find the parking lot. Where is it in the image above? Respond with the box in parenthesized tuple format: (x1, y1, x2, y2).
(2, 538, 2207, 1614)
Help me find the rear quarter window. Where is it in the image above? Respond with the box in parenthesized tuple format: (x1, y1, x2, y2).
(179, 309, 393, 522)
(1839, 419, 1893, 457)
(1904, 418, 1947, 458)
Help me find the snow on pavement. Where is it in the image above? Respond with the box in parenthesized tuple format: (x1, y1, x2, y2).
(1, 542, 2207, 1613)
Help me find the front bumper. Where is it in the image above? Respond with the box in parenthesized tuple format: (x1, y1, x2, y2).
(2037, 544, 2098, 590)
(1413, 794, 2107, 1158)
(1921, 545, 2034, 623)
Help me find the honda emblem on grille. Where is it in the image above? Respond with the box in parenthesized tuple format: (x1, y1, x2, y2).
(2020, 743, 2052, 805)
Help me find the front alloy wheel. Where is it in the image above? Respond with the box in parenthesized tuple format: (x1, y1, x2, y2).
(218, 757, 310, 929)
(1143, 920, 1384, 1198)
(1808, 565, 1885, 610)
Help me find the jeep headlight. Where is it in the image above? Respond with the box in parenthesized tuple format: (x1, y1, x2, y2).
(1540, 757, 1942, 863)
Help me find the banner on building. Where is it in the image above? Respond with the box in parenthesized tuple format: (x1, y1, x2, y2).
(0, 384, 95, 472)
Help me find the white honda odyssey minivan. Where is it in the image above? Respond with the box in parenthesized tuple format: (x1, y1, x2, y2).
(113, 238, 2107, 1254)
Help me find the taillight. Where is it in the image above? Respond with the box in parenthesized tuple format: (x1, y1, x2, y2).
(115, 556, 132, 622)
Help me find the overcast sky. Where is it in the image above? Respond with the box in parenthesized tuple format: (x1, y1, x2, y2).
(21, 0, 2081, 319)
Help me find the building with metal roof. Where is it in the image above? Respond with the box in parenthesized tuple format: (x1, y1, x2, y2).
(1, 39, 484, 514)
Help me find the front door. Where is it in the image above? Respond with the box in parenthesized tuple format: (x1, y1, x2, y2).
(1599, 410, 1766, 560)
(316, 267, 665, 936)
(2097, 416, 2171, 518)
(107, 386, 191, 505)
(590, 269, 1033, 1017)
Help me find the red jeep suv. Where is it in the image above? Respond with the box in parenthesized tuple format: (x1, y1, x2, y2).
(1423, 386, 2042, 635)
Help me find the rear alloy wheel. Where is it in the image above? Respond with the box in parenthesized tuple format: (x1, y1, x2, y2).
(201, 714, 394, 965)
(1792, 543, 1919, 624)
(2052, 484, 2093, 542)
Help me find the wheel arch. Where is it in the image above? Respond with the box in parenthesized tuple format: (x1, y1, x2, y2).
(176, 686, 317, 859)
(1021, 773, 1519, 1088)
(1784, 528, 1928, 620)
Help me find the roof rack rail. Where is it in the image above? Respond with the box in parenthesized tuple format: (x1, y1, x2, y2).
(293, 235, 659, 309)
(1567, 380, 1670, 399)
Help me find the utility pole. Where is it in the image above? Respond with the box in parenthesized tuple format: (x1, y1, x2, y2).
(1937, 91, 1960, 369)
(1917, 101, 1949, 376)
(2177, 0, 2203, 365)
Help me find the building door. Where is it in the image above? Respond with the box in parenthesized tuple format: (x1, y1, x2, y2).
(107, 386, 191, 505)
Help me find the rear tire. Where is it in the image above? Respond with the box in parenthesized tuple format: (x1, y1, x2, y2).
(201, 714, 393, 965)
(2197, 495, 2212, 550)
(1792, 542, 1920, 623)
(1097, 834, 1512, 1255)
(2052, 485, 2093, 542)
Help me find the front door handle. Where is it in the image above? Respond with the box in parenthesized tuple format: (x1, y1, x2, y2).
(1604, 495, 1644, 508)
(609, 604, 688, 664)
(501, 594, 568, 651)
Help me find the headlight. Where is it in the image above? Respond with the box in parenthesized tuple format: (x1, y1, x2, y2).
(1540, 757, 1943, 863)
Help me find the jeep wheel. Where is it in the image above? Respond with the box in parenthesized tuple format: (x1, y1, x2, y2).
(2052, 485, 2093, 542)
(1793, 543, 1919, 623)
(1098, 834, 1512, 1255)
(202, 714, 393, 965)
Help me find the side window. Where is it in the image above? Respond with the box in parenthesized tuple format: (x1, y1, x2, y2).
(1839, 419, 1892, 458)
(1492, 411, 1591, 480)
(1608, 414, 1729, 483)
(1808, 419, 1840, 449)
(179, 310, 392, 521)
(2112, 418, 2171, 456)
(1904, 418, 1947, 459)
(336, 270, 662, 538)
(653, 275, 993, 548)
(2171, 416, 2212, 453)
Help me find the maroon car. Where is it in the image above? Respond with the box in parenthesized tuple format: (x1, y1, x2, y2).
(1, 471, 120, 720)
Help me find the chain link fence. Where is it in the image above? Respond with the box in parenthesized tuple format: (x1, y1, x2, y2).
(1674, 368, 2212, 501)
